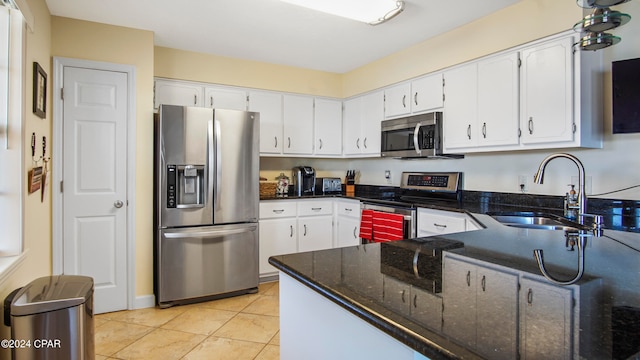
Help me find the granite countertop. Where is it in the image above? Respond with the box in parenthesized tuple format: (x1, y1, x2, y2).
(261, 186, 640, 234)
(269, 212, 640, 359)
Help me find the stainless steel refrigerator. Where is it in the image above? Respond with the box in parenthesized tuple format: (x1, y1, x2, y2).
(154, 104, 259, 308)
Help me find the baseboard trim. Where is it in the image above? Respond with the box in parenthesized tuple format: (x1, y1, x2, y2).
(134, 294, 156, 309)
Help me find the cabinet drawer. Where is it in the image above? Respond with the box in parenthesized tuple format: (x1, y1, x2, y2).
(336, 200, 361, 218)
(297, 200, 333, 216)
(418, 208, 467, 235)
(259, 201, 297, 219)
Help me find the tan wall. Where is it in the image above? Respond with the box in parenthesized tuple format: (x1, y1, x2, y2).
(155, 47, 343, 98)
(50, 17, 156, 297)
(0, 0, 52, 354)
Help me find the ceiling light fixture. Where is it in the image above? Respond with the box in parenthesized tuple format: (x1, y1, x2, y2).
(280, 0, 405, 26)
(573, 0, 632, 50)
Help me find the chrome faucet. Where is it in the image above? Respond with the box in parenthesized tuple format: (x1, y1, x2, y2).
(533, 153, 587, 216)
(532, 153, 603, 286)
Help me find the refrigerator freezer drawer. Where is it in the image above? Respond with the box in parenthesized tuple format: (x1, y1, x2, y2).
(157, 223, 258, 306)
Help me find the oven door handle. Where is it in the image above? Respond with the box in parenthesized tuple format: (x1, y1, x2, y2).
(413, 122, 422, 156)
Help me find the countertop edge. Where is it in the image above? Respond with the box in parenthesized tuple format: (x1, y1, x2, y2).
(269, 256, 475, 360)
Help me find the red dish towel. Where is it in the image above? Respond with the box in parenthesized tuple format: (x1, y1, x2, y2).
(359, 209, 374, 241)
(372, 211, 405, 243)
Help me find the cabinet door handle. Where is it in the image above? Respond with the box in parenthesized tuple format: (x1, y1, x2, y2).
(467, 124, 471, 140)
(274, 136, 278, 148)
(401, 290, 406, 303)
(303, 224, 307, 236)
(466, 271, 471, 287)
(363, 137, 368, 149)
(210, 96, 214, 107)
(481, 275, 486, 292)
(527, 288, 533, 305)
(356, 138, 360, 149)
(353, 226, 357, 238)
(482, 122, 487, 138)
(194, 95, 197, 105)
(413, 294, 417, 308)
(402, 94, 406, 108)
(528, 117, 534, 135)
(290, 225, 293, 237)
(318, 138, 323, 149)
(414, 92, 418, 106)
(288, 137, 291, 148)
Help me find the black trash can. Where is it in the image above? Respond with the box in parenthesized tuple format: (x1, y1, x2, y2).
(6, 275, 94, 360)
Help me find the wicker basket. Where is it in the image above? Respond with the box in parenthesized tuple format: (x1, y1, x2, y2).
(259, 181, 278, 197)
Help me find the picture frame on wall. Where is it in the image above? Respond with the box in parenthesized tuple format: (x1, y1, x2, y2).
(33, 62, 47, 119)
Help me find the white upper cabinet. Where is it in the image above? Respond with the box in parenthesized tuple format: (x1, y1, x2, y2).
(411, 73, 444, 113)
(283, 94, 314, 155)
(520, 36, 574, 146)
(444, 32, 602, 153)
(443, 63, 478, 150)
(343, 96, 363, 155)
(344, 91, 384, 156)
(384, 73, 443, 119)
(314, 98, 342, 156)
(384, 83, 411, 118)
(476, 52, 520, 148)
(249, 91, 283, 155)
(154, 79, 203, 109)
(361, 91, 384, 155)
(203, 87, 247, 110)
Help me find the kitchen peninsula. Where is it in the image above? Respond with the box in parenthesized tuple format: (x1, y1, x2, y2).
(269, 207, 640, 359)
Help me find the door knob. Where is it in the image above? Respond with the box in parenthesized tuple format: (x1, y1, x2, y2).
(114, 200, 124, 208)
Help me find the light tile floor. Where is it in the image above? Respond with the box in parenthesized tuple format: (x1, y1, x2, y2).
(95, 281, 280, 360)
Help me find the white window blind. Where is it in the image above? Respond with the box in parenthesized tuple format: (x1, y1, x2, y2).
(0, 0, 24, 256)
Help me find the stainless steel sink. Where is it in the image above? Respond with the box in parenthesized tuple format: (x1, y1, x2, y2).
(488, 212, 586, 231)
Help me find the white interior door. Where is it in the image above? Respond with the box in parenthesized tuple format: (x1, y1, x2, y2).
(62, 66, 128, 314)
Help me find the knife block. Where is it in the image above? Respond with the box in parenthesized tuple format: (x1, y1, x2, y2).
(345, 184, 355, 197)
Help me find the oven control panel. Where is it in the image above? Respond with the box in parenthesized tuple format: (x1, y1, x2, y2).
(400, 172, 461, 193)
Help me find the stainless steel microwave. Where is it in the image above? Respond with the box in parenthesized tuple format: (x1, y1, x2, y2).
(380, 112, 463, 159)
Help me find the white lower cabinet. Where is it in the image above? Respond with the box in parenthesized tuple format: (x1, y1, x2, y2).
(417, 208, 479, 237)
(442, 254, 519, 360)
(443, 252, 602, 360)
(334, 199, 361, 248)
(259, 199, 338, 277)
(298, 215, 333, 252)
(519, 277, 573, 360)
(259, 201, 297, 276)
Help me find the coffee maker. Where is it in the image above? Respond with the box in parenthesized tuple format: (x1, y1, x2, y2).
(291, 166, 316, 196)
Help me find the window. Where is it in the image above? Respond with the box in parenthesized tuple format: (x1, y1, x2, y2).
(0, 0, 24, 258)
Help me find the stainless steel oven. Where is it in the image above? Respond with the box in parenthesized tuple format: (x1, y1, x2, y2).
(381, 112, 462, 159)
(361, 202, 416, 243)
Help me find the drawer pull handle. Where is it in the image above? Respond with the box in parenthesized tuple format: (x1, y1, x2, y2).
(272, 209, 285, 214)
(311, 207, 322, 211)
(344, 208, 352, 212)
(434, 223, 447, 228)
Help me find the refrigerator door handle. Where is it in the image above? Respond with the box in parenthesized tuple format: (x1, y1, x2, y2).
(214, 118, 222, 211)
(163, 225, 257, 239)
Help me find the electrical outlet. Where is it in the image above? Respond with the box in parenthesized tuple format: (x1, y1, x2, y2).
(518, 175, 528, 192)
(384, 170, 391, 184)
(571, 176, 592, 195)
